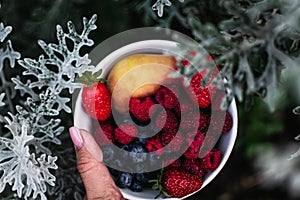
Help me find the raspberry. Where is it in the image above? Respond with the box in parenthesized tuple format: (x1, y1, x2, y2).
(129, 97, 156, 122)
(146, 135, 164, 155)
(182, 158, 205, 178)
(161, 131, 184, 152)
(115, 124, 138, 145)
(189, 73, 213, 108)
(200, 134, 219, 155)
(174, 100, 194, 116)
(184, 133, 205, 159)
(189, 68, 219, 108)
(198, 112, 210, 133)
(94, 123, 114, 146)
(155, 85, 179, 109)
(200, 149, 222, 171)
(164, 158, 182, 168)
(180, 112, 200, 131)
(210, 111, 233, 134)
(222, 111, 233, 134)
(155, 110, 179, 133)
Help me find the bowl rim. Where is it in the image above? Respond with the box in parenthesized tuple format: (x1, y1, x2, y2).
(74, 39, 238, 200)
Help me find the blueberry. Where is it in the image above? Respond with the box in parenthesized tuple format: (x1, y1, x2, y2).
(129, 181, 143, 192)
(135, 173, 149, 184)
(134, 137, 147, 146)
(117, 172, 133, 188)
(129, 144, 147, 163)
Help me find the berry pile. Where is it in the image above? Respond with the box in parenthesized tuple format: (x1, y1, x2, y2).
(82, 70, 233, 198)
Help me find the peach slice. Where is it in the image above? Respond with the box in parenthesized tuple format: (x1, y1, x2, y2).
(107, 54, 177, 113)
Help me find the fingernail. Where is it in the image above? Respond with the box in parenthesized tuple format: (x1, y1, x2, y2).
(69, 126, 84, 149)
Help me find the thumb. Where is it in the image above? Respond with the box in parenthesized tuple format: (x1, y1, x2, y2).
(69, 127, 124, 200)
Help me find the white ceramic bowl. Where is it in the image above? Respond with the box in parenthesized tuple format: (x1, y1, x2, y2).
(74, 40, 238, 200)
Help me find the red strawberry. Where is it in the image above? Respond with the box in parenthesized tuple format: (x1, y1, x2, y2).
(129, 97, 156, 122)
(114, 124, 138, 145)
(162, 168, 203, 198)
(201, 149, 222, 171)
(182, 158, 205, 178)
(94, 123, 114, 146)
(82, 82, 111, 121)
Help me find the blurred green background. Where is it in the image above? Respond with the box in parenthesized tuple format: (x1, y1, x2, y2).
(1, 0, 300, 199)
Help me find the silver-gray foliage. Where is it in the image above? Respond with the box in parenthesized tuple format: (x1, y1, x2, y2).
(0, 15, 97, 199)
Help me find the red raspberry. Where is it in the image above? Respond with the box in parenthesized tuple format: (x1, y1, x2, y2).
(146, 135, 164, 155)
(161, 131, 185, 152)
(155, 85, 180, 109)
(198, 112, 210, 133)
(114, 124, 138, 145)
(210, 111, 233, 134)
(164, 158, 182, 168)
(94, 123, 114, 146)
(200, 133, 219, 154)
(201, 149, 222, 171)
(184, 134, 205, 159)
(189, 65, 219, 109)
(222, 111, 233, 134)
(129, 97, 156, 122)
(175, 97, 199, 116)
(189, 72, 214, 108)
(180, 112, 200, 131)
(182, 158, 205, 178)
(155, 110, 179, 133)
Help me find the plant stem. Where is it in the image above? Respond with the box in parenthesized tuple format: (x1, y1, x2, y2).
(0, 70, 15, 113)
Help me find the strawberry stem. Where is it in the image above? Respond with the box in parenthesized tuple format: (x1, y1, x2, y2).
(75, 69, 105, 88)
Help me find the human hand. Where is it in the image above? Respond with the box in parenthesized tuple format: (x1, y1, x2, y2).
(69, 126, 126, 200)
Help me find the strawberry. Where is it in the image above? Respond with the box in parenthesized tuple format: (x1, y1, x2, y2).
(78, 70, 111, 121)
(114, 124, 138, 145)
(162, 168, 203, 198)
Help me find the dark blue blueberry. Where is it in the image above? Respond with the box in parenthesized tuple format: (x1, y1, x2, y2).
(135, 173, 149, 184)
(134, 137, 147, 146)
(117, 172, 133, 188)
(129, 181, 143, 192)
(129, 144, 147, 163)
